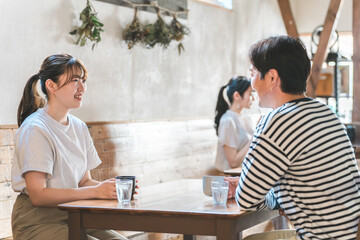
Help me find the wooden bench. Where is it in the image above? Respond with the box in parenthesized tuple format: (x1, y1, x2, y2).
(2, 120, 359, 239)
(0, 118, 219, 239)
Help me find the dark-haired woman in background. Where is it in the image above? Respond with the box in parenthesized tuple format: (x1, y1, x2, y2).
(11, 53, 127, 239)
(214, 76, 253, 172)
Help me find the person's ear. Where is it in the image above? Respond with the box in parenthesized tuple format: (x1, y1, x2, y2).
(233, 91, 241, 100)
(267, 69, 280, 87)
(45, 79, 58, 94)
(268, 69, 279, 81)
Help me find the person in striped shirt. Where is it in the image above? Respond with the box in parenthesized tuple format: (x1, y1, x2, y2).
(228, 35, 360, 239)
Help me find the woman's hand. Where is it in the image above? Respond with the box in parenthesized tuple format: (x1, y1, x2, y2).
(225, 176, 239, 199)
(279, 208, 289, 219)
(135, 180, 139, 195)
(94, 178, 117, 199)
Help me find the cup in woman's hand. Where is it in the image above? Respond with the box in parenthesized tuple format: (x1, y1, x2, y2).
(115, 176, 136, 200)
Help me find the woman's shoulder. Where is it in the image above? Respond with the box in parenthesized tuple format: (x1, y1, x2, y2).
(219, 111, 239, 131)
(16, 111, 51, 139)
(20, 110, 47, 129)
(220, 110, 239, 124)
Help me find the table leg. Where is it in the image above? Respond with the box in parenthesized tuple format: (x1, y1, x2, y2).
(68, 212, 87, 240)
(216, 219, 240, 240)
(183, 234, 196, 240)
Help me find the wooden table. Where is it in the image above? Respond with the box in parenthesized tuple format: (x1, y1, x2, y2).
(58, 179, 278, 240)
(223, 167, 242, 176)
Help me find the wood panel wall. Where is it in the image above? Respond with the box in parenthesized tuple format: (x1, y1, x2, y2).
(89, 119, 219, 186)
(0, 128, 17, 239)
(0, 119, 218, 238)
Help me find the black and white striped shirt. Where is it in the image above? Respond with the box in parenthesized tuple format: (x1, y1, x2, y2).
(236, 98, 360, 239)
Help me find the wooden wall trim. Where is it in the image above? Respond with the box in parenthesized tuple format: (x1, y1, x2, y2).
(352, 0, 360, 121)
(277, 0, 299, 37)
(85, 117, 213, 126)
(307, 0, 343, 98)
(0, 125, 17, 129)
(0, 117, 214, 129)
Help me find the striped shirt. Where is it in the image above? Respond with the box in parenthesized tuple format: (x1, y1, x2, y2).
(236, 98, 360, 239)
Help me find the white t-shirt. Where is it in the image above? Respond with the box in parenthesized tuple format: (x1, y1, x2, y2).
(11, 108, 101, 193)
(215, 110, 253, 171)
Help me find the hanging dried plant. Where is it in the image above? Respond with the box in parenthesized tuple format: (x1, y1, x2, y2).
(169, 15, 190, 55)
(123, 8, 144, 49)
(143, 9, 172, 49)
(69, 0, 104, 50)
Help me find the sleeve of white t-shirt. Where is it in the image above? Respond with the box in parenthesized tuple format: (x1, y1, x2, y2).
(242, 114, 255, 135)
(218, 118, 239, 149)
(17, 125, 54, 178)
(82, 124, 101, 171)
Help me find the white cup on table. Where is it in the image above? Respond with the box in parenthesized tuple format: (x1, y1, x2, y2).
(202, 175, 225, 196)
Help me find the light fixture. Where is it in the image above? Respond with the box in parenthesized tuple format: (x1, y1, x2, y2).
(326, 52, 338, 66)
(311, 25, 339, 60)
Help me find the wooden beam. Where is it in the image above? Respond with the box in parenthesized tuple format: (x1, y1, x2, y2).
(95, 0, 188, 19)
(353, 0, 360, 122)
(277, 0, 299, 37)
(307, 0, 343, 98)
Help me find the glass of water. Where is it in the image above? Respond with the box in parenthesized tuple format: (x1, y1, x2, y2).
(116, 179, 133, 204)
(211, 181, 229, 205)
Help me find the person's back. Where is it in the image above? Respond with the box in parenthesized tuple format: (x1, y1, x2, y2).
(241, 97, 360, 239)
(231, 35, 360, 239)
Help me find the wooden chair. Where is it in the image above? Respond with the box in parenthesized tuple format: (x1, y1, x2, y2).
(243, 219, 360, 240)
(243, 230, 296, 240)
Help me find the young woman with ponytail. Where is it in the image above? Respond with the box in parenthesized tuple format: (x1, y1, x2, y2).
(11, 53, 127, 240)
(214, 76, 253, 171)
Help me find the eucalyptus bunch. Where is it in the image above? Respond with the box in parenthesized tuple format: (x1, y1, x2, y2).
(123, 8, 144, 49)
(143, 10, 172, 49)
(122, 8, 190, 55)
(69, 0, 104, 50)
(169, 15, 190, 55)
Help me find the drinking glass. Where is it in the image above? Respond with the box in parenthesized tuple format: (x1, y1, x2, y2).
(211, 181, 229, 205)
(116, 179, 133, 203)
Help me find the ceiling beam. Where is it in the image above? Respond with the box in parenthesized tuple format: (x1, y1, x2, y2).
(307, 0, 343, 98)
(352, 0, 360, 121)
(277, 0, 299, 37)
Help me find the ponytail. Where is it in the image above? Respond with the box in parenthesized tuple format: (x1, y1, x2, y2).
(17, 74, 45, 127)
(214, 85, 230, 136)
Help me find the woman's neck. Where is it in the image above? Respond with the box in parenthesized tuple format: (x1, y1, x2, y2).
(43, 103, 70, 125)
(229, 104, 243, 114)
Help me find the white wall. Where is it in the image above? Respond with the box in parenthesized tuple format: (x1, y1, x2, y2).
(0, 0, 285, 125)
(290, 0, 352, 34)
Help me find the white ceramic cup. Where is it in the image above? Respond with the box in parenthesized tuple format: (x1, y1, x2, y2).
(202, 175, 225, 196)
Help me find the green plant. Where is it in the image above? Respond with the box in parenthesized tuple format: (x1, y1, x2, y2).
(69, 0, 104, 50)
(123, 8, 144, 49)
(143, 10, 172, 49)
(169, 15, 190, 55)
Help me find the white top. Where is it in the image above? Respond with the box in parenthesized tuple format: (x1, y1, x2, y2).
(215, 110, 253, 171)
(11, 108, 101, 193)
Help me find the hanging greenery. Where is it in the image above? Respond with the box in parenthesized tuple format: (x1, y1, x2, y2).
(69, 0, 104, 50)
(123, 8, 144, 49)
(143, 10, 172, 49)
(169, 15, 190, 55)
